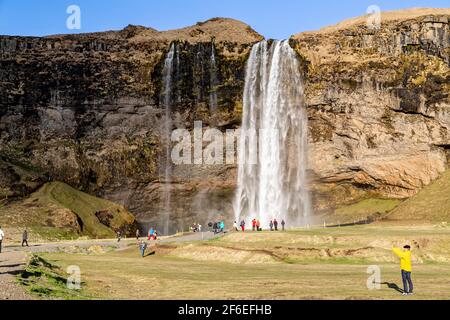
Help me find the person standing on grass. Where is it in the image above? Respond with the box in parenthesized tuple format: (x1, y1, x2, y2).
(233, 221, 238, 232)
(256, 220, 261, 231)
(22, 229, 29, 247)
(252, 219, 256, 231)
(0, 226, 4, 253)
(117, 231, 122, 242)
(139, 240, 147, 257)
(274, 219, 279, 231)
(269, 220, 274, 231)
(393, 245, 414, 296)
(136, 229, 140, 240)
(281, 220, 286, 231)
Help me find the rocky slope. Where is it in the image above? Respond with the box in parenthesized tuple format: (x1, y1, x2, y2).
(0, 10, 449, 232)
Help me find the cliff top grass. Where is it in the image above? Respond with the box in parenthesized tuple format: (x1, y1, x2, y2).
(301, 8, 450, 35)
(0, 182, 135, 240)
(387, 170, 450, 222)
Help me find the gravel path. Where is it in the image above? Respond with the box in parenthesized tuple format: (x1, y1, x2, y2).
(0, 251, 34, 300)
(0, 231, 223, 300)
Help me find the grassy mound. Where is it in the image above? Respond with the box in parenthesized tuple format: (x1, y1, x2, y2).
(18, 254, 91, 300)
(0, 182, 136, 239)
(387, 170, 450, 222)
(333, 198, 401, 223)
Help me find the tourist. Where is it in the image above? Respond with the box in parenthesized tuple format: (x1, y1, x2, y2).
(281, 220, 286, 231)
(117, 231, 122, 242)
(148, 227, 155, 240)
(0, 226, 4, 253)
(233, 221, 238, 232)
(220, 221, 225, 233)
(22, 229, 29, 247)
(393, 245, 414, 295)
(256, 220, 261, 231)
(136, 229, 140, 240)
(274, 219, 279, 231)
(139, 240, 147, 257)
(240, 220, 246, 232)
(198, 224, 202, 233)
(252, 219, 256, 231)
(269, 220, 274, 231)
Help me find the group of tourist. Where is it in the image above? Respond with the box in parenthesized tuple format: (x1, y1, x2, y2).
(208, 221, 225, 234)
(233, 218, 286, 232)
(190, 223, 202, 233)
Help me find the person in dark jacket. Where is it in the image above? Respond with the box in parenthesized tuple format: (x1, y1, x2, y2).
(269, 220, 274, 231)
(139, 241, 148, 257)
(281, 220, 286, 231)
(22, 229, 29, 247)
(274, 219, 279, 231)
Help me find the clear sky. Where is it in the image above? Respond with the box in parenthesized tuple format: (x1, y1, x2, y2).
(0, 0, 448, 38)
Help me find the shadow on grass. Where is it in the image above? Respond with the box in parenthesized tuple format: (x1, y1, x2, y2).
(381, 282, 404, 293)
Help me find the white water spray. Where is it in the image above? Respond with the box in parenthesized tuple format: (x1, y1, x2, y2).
(209, 43, 218, 112)
(234, 40, 311, 228)
(161, 43, 176, 235)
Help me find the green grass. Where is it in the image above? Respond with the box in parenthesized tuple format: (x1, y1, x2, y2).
(335, 198, 402, 221)
(388, 170, 450, 222)
(36, 182, 134, 238)
(28, 223, 450, 300)
(17, 254, 93, 300)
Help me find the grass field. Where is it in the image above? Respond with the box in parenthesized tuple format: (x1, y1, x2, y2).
(25, 222, 450, 300)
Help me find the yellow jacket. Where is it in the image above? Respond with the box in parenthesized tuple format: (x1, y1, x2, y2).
(392, 247, 412, 272)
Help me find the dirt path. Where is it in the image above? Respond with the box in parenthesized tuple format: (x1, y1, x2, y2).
(0, 231, 222, 300)
(0, 251, 33, 300)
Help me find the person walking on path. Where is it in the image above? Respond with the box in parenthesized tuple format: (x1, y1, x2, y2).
(252, 219, 256, 231)
(117, 231, 122, 242)
(0, 226, 4, 253)
(139, 241, 148, 257)
(219, 221, 225, 233)
(22, 229, 29, 247)
(274, 219, 279, 231)
(393, 245, 414, 295)
(281, 220, 286, 231)
(269, 220, 274, 231)
(233, 221, 238, 232)
(240, 220, 246, 232)
(136, 229, 140, 240)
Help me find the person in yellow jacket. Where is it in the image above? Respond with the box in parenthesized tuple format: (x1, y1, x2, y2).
(392, 245, 413, 295)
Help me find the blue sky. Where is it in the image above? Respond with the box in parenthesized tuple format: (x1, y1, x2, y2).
(0, 0, 448, 38)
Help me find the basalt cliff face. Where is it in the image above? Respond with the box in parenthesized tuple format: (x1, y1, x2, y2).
(0, 10, 449, 231)
(292, 8, 450, 213)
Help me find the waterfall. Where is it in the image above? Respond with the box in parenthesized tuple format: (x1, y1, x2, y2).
(234, 40, 311, 228)
(160, 43, 176, 235)
(209, 43, 218, 112)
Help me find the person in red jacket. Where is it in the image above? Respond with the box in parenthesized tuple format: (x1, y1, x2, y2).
(240, 220, 246, 232)
(252, 219, 256, 231)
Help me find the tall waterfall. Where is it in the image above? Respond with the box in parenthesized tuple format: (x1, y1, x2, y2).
(209, 43, 218, 112)
(234, 40, 311, 228)
(160, 43, 176, 235)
